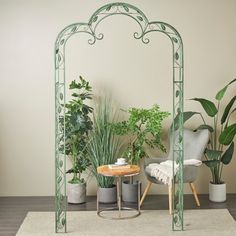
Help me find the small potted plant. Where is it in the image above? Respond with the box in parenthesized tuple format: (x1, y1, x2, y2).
(112, 104, 170, 202)
(63, 76, 93, 204)
(87, 97, 122, 203)
(181, 78, 236, 202)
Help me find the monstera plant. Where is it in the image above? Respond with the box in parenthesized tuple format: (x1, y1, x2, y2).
(180, 78, 236, 202)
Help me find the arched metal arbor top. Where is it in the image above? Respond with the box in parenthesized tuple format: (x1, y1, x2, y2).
(54, 2, 184, 233)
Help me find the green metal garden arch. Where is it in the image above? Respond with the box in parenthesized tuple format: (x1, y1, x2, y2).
(54, 2, 184, 233)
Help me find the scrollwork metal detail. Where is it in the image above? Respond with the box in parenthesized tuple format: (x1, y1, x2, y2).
(55, 2, 184, 233)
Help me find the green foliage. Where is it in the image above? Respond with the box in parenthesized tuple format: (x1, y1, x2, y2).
(202, 160, 220, 168)
(216, 78, 236, 101)
(194, 124, 214, 132)
(172, 111, 200, 130)
(190, 98, 218, 117)
(63, 76, 93, 184)
(87, 98, 122, 188)
(112, 104, 170, 165)
(66, 157, 91, 184)
(221, 142, 234, 165)
(183, 78, 236, 184)
(221, 96, 236, 124)
(219, 124, 236, 145)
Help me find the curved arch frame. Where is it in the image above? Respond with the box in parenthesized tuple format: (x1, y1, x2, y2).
(54, 2, 184, 233)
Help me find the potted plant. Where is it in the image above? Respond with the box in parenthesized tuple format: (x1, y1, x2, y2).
(181, 78, 236, 202)
(112, 104, 170, 202)
(87, 97, 122, 203)
(63, 76, 93, 204)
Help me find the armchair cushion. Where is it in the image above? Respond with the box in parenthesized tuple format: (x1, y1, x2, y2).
(145, 164, 198, 184)
(144, 157, 167, 167)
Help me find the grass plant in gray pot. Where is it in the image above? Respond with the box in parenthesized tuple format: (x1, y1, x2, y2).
(87, 97, 122, 203)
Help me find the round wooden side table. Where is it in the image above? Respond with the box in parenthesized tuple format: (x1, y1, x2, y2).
(97, 165, 141, 220)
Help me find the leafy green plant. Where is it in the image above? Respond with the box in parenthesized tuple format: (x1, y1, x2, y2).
(63, 76, 93, 184)
(87, 97, 122, 188)
(112, 104, 170, 165)
(180, 79, 236, 184)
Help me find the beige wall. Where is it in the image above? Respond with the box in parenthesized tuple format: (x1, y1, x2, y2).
(0, 0, 235, 196)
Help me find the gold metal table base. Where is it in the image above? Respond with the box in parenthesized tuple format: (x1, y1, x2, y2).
(97, 207, 140, 220)
(97, 176, 141, 220)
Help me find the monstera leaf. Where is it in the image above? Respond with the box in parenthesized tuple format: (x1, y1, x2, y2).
(221, 142, 234, 165)
(216, 78, 236, 101)
(221, 96, 236, 124)
(191, 98, 218, 117)
(202, 160, 220, 168)
(205, 149, 222, 160)
(219, 124, 236, 145)
(194, 124, 214, 132)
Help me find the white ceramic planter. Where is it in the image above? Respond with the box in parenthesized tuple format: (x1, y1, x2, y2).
(67, 182, 86, 204)
(209, 182, 226, 202)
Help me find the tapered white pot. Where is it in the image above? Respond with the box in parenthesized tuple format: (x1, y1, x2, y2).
(67, 182, 86, 204)
(209, 182, 226, 202)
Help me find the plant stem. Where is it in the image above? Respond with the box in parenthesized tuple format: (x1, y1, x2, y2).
(210, 168, 215, 183)
(199, 113, 206, 124)
(200, 113, 213, 149)
(214, 167, 218, 184)
(214, 101, 220, 150)
(218, 125, 223, 151)
(209, 133, 213, 149)
(213, 117, 216, 150)
(72, 140, 77, 181)
(73, 172, 77, 181)
(219, 162, 223, 183)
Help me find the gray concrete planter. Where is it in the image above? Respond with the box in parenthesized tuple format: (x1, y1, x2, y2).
(98, 185, 117, 203)
(209, 182, 226, 202)
(122, 181, 141, 203)
(67, 182, 86, 204)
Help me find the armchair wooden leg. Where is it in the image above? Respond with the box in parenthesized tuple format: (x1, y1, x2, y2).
(168, 185, 172, 214)
(189, 182, 200, 206)
(140, 181, 152, 206)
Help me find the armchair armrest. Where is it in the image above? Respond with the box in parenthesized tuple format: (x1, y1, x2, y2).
(144, 157, 168, 168)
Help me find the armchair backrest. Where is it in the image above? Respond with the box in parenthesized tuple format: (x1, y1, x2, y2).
(168, 128, 209, 161)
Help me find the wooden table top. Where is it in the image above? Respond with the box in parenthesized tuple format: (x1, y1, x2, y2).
(97, 165, 140, 177)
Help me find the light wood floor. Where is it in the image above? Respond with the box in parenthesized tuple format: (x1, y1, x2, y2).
(0, 194, 236, 236)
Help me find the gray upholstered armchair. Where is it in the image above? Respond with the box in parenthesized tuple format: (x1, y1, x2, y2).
(140, 128, 209, 213)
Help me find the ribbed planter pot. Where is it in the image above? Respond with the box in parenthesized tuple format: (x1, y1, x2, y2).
(98, 185, 117, 203)
(67, 182, 86, 204)
(122, 181, 141, 203)
(209, 182, 226, 202)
